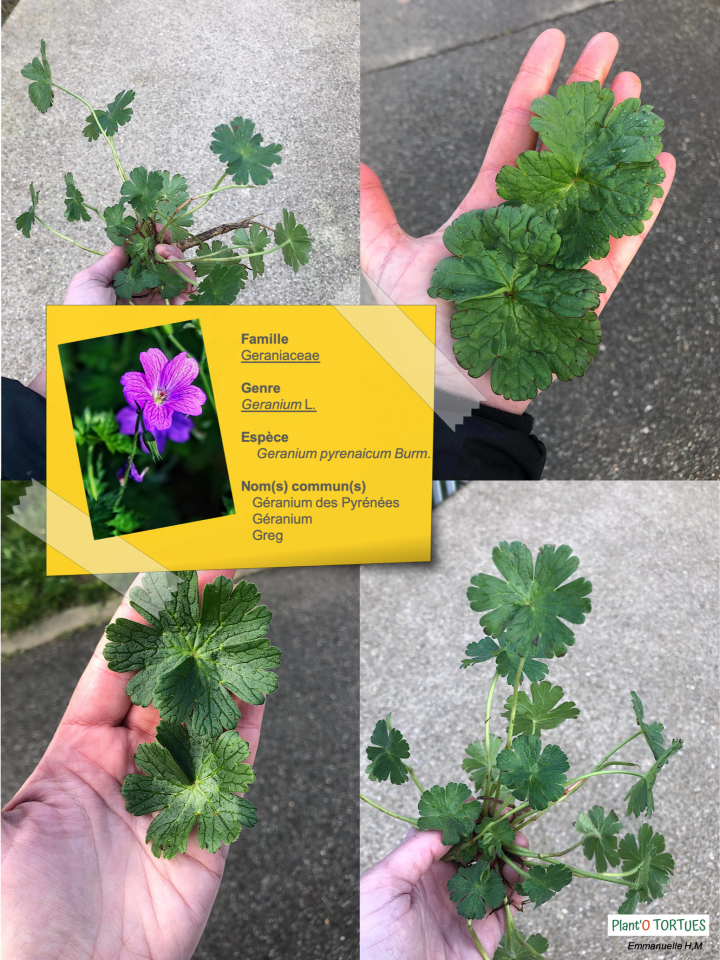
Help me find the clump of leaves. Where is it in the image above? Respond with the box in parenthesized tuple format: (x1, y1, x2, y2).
(428, 79, 665, 401)
(362, 541, 683, 958)
(105, 570, 281, 859)
(17, 41, 311, 304)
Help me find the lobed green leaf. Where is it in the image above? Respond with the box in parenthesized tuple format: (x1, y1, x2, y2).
(447, 859, 507, 918)
(417, 782, 481, 845)
(517, 863, 572, 908)
(210, 116, 282, 185)
(503, 681, 579, 738)
(366, 714, 410, 785)
(21, 39, 53, 113)
(496, 734, 569, 811)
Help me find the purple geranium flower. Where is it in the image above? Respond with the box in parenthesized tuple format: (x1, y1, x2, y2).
(117, 460, 148, 485)
(115, 406, 193, 455)
(120, 348, 206, 432)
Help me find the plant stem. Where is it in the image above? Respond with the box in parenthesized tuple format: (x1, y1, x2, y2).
(86, 445, 98, 500)
(169, 240, 289, 264)
(483, 671, 501, 817)
(512, 768, 644, 832)
(114, 412, 140, 509)
(500, 850, 529, 878)
(505, 657, 526, 748)
(83, 203, 106, 223)
(35, 216, 104, 256)
(594, 731, 642, 771)
(50, 83, 127, 180)
(466, 919, 491, 960)
(198, 351, 217, 414)
(504, 904, 513, 949)
(406, 765, 425, 794)
(505, 846, 636, 886)
(511, 924, 546, 960)
(155, 255, 199, 286)
(165, 331, 188, 356)
(183, 172, 228, 219)
(359, 794, 419, 827)
(544, 840, 583, 857)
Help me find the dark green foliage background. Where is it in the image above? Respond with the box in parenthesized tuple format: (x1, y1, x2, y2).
(59, 321, 233, 538)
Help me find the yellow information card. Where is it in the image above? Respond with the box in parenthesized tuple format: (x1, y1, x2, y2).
(46, 305, 435, 573)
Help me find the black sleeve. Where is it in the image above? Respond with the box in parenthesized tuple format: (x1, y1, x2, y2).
(2, 378, 47, 481)
(433, 404, 546, 480)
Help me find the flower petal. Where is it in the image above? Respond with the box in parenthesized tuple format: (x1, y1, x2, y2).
(143, 401, 174, 432)
(139, 348, 170, 392)
(159, 351, 200, 397)
(167, 412, 193, 444)
(115, 406, 138, 436)
(167, 384, 206, 416)
(120, 371, 153, 410)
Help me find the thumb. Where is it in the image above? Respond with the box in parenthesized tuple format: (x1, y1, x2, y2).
(360, 161, 405, 273)
(366, 826, 450, 892)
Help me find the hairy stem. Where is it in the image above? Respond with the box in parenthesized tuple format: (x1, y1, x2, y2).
(359, 794, 418, 827)
(544, 840, 583, 857)
(505, 846, 636, 886)
(155, 255, 199, 287)
(504, 904, 513, 949)
(483, 671, 501, 818)
(173, 240, 290, 264)
(35, 216, 104, 256)
(500, 850, 529, 879)
(505, 657, 526, 748)
(182, 171, 227, 220)
(406, 765, 425, 794)
(466, 919, 491, 960)
(594, 731, 643, 771)
(50, 82, 127, 180)
(114, 412, 140, 509)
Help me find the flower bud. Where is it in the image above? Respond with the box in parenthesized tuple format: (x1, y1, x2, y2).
(142, 430, 162, 462)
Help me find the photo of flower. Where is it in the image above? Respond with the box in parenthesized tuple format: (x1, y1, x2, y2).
(59, 319, 233, 539)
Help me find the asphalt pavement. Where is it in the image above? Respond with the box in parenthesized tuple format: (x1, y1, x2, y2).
(2, 565, 360, 960)
(361, 0, 720, 479)
(360, 482, 719, 958)
(1, 0, 360, 385)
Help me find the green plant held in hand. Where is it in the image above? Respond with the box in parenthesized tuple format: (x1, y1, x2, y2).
(361, 541, 683, 960)
(17, 41, 311, 304)
(104, 570, 281, 859)
(428, 80, 665, 401)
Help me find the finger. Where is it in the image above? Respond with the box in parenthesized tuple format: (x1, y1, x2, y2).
(233, 700, 265, 766)
(592, 151, 676, 307)
(456, 29, 565, 214)
(609, 69, 642, 104)
(63, 570, 236, 729)
(360, 161, 405, 267)
(369, 826, 450, 890)
(63, 246, 128, 296)
(564, 31, 619, 85)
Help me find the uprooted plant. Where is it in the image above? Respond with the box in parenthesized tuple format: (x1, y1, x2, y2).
(17, 41, 311, 305)
(362, 541, 683, 959)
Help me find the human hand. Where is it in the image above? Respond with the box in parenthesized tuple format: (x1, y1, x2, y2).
(361, 30, 676, 414)
(1, 569, 263, 960)
(63, 238, 196, 306)
(360, 824, 528, 960)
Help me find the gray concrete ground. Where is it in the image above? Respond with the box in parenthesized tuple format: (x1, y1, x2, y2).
(2, 565, 360, 960)
(361, 0, 720, 480)
(360, 483, 719, 958)
(2, 0, 359, 384)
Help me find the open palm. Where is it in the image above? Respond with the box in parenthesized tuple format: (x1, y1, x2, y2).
(360, 827, 528, 960)
(2, 570, 264, 960)
(361, 29, 676, 415)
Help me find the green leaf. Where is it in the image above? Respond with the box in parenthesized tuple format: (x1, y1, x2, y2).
(73, 408, 133, 454)
(503, 681, 579, 738)
(103, 202, 137, 245)
(496, 734, 569, 811)
(467, 541, 592, 658)
(275, 209, 312, 272)
(83, 89, 135, 141)
(21, 39, 53, 113)
(461, 635, 550, 688)
(234, 224, 271, 278)
(630, 691, 666, 761)
(495, 932, 549, 959)
(187, 261, 247, 305)
(462, 735, 503, 792)
(210, 116, 282, 185)
(417, 782, 481, 845)
(517, 863, 572, 907)
(428, 204, 605, 401)
(120, 166, 164, 218)
(447, 859, 507, 918)
(624, 739, 683, 818)
(113, 262, 163, 300)
(107, 509, 143, 535)
(104, 571, 280, 737)
(496, 81, 665, 268)
(619, 824, 674, 904)
(15, 183, 40, 238)
(475, 816, 516, 860)
(618, 888, 641, 915)
(63, 173, 91, 223)
(122, 719, 257, 859)
(155, 172, 194, 240)
(152, 262, 190, 301)
(192, 240, 240, 278)
(574, 806, 622, 873)
(366, 714, 410, 785)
